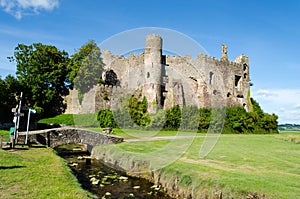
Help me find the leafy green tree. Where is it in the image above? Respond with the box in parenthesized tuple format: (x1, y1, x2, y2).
(257, 113, 278, 134)
(0, 75, 22, 122)
(113, 108, 133, 128)
(251, 98, 264, 118)
(68, 40, 104, 101)
(9, 43, 70, 116)
(198, 108, 211, 131)
(97, 109, 117, 128)
(0, 76, 8, 122)
(165, 105, 182, 130)
(181, 105, 199, 130)
(128, 95, 150, 127)
(251, 98, 278, 133)
(149, 109, 166, 129)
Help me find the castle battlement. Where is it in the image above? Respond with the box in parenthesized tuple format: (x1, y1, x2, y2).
(66, 34, 251, 114)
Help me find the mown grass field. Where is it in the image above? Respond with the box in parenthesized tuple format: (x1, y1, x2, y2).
(93, 131, 300, 198)
(9, 113, 300, 198)
(0, 144, 93, 199)
(87, 127, 199, 139)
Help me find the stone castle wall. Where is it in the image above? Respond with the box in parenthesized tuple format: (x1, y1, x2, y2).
(65, 35, 251, 114)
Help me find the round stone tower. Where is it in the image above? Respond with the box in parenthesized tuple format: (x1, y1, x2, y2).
(143, 34, 163, 113)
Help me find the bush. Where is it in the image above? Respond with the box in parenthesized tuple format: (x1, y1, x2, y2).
(113, 108, 133, 128)
(96, 97, 278, 134)
(181, 105, 199, 131)
(97, 109, 117, 128)
(164, 105, 181, 130)
(128, 96, 150, 127)
(149, 109, 166, 129)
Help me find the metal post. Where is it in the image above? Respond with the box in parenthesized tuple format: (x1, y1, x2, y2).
(25, 109, 31, 145)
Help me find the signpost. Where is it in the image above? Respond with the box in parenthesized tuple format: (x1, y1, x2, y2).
(10, 93, 36, 147)
(25, 109, 36, 145)
(11, 92, 23, 148)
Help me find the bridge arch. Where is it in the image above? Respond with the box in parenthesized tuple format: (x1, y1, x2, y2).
(19, 128, 123, 152)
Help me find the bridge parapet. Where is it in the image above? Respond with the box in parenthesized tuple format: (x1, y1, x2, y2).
(18, 128, 123, 151)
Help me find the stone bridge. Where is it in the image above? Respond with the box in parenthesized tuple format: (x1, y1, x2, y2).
(18, 128, 123, 151)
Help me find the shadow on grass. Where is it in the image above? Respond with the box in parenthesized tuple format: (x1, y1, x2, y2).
(30, 145, 47, 148)
(2, 147, 29, 151)
(0, 165, 26, 170)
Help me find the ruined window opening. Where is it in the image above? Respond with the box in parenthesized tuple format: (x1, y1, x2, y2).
(147, 72, 150, 78)
(234, 75, 241, 88)
(104, 70, 120, 86)
(244, 73, 247, 79)
(209, 72, 214, 85)
(243, 103, 246, 107)
(213, 90, 217, 95)
(243, 64, 247, 71)
(227, 92, 231, 97)
(237, 94, 244, 98)
(162, 55, 166, 65)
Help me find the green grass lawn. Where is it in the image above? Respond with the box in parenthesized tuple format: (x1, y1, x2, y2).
(0, 130, 9, 141)
(93, 132, 300, 198)
(87, 127, 203, 139)
(0, 145, 93, 199)
(38, 114, 98, 127)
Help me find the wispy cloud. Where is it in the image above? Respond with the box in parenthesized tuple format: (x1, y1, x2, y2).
(253, 89, 300, 105)
(0, 0, 59, 19)
(0, 25, 63, 40)
(252, 89, 300, 124)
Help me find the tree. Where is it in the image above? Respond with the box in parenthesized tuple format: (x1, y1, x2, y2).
(97, 109, 117, 128)
(9, 43, 70, 117)
(198, 108, 211, 131)
(0, 75, 23, 123)
(181, 105, 199, 130)
(68, 40, 104, 101)
(0, 76, 8, 122)
(251, 98, 264, 118)
(128, 95, 150, 127)
(164, 105, 182, 130)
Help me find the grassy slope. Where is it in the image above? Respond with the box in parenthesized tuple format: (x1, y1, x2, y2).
(0, 145, 93, 199)
(38, 114, 98, 127)
(110, 133, 300, 198)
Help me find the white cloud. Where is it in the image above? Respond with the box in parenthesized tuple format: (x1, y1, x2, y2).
(252, 89, 300, 124)
(255, 89, 277, 98)
(0, 0, 59, 19)
(294, 103, 300, 109)
(253, 89, 300, 105)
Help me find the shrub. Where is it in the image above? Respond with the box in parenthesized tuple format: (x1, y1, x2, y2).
(164, 105, 181, 130)
(97, 109, 117, 128)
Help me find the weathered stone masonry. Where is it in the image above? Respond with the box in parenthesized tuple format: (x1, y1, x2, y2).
(18, 128, 123, 150)
(65, 34, 251, 114)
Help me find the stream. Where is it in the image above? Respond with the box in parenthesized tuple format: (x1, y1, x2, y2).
(55, 144, 174, 199)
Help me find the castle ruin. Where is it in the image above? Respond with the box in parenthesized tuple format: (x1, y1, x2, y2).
(65, 34, 250, 114)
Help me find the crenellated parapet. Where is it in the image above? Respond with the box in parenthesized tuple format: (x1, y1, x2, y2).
(66, 35, 251, 114)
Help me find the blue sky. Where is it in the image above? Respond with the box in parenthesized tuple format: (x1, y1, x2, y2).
(0, 0, 299, 124)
